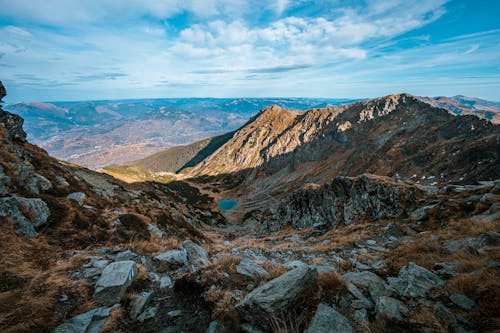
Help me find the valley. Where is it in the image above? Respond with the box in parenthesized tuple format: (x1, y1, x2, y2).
(0, 80, 499, 333)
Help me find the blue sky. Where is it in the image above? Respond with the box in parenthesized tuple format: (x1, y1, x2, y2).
(1, 0, 499, 102)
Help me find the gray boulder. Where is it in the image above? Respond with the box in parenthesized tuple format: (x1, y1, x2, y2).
(343, 271, 393, 302)
(0, 196, 50, 236)
(411, 204, 437, 221)
(93, 260, 137, 306)
(53, 306, 114, 333)
(236, 258, 270, 279)
(450, 294, 475, 310)
(443, 232, 500, 253)
(387, 262, 444, 298)
(375, 296, 409, 322)
(130, 291, 154, 320)
(182, 240, 209, 268)
(433, 262, 458, 279)
(154, 249, 187, 268)
(236, 266, 317, 330)
(304, 303, 354, 333)
(67, 192, 86, 206)
(137, 306, 157, 323)
(26, 173, 52, 194)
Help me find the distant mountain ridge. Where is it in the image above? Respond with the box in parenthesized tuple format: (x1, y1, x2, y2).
(5, 98, 356, 169)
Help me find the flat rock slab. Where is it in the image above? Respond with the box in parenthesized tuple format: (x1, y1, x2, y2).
(53, 306, 114, 333)
(236, 266, 317, 330)
(305, 303, 354, 333)
(93, 260, 137, 306)
(387, 262, 444, 298)
(236, 258, 270, 279)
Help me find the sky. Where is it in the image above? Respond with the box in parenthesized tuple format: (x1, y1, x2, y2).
(0, 0, 499, 102)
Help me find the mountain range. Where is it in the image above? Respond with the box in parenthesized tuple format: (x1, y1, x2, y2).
(1, 80, 499, 333)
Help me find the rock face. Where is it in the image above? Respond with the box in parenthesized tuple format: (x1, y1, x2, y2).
(236, 266, 318, 330)
(154, 249, 187, 269)
(305, 303, 354, 333)
(375, 296, 410, 322)
(343, 271, 393, 302)
(275, 174, 421, 229)
(53, 306, 114, 333)
(93, 261, 137, 306)
(0, 196, 50, 236)
(0, 81, 26, 141)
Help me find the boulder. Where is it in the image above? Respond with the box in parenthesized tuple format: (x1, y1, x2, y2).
(0, 108, 27, 141)
(93, 261, 137, 306)
(130, 291, 154, 320)
(154, 249, 187, 269)
(67, 192, 86, 206)
(53, 306, 114, 333)
(26, 174, 52, 194)
(443, 232, 500, 253)
(433, 262, 458, 279)
(137, 306, 157, 323)
(343, 271, 393, 302)
(236, 266, 317, 330)
(182, 240, 209, 268)
(387, 262, 444, 298)
(0, 166, 9, 196)
(411, 204, 437, 221)
(304, 303, 354, 333)
(0, 196, 50, 236)
(449, 294, 475, 310)
(236, 258, 270, 279)
(375, 296, 409, 322)
(433, 302, 457, 326)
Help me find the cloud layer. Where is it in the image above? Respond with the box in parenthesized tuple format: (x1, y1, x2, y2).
(1, 0, 499, 101)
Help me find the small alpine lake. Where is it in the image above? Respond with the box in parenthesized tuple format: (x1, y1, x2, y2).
(219, 199, 238, 211)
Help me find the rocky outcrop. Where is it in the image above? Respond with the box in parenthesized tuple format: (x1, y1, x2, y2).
(387, 262, 445, 298)
(275, 174, 421, 229)
(182, 240, 209, 269)
(236, 266, 318, 330)
(0, 196, 50, 236)
(0, 81, 26, 141)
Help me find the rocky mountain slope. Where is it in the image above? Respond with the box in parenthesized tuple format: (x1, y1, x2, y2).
(1, 80, 499, 333)
(418, 95, 500, 124)
(5, 98, 354, 170)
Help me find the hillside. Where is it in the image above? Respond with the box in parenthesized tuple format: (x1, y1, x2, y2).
(1, 81, 499, 333)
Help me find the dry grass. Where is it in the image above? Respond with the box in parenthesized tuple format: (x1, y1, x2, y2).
(269, 314, 301, 333)
(260, 261, 287, 280)
(101, 306, 125, 333)
(131, 236, 181, 255)
(316, 270, 348, 298)
(204, 288, 240, 331)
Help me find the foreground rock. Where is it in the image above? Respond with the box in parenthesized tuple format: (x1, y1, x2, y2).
(305, 303, 354, 333)
(236, 258, 270, 279)
(93, 260, 137, 306)
(236, 266, 317, 330)
(53, 306, 115, 333)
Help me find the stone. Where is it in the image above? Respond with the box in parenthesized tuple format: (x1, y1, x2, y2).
(387, 262, 445, 298)
(207, 320, 221, 333)
(160, 275, 173, 289)
(236, 258, 270, 279)
(375, 296, 409, 322)
(130, 291, 154, 320)
(443, 232, 500, 253)
(148, 223, 164, 238)
(137, 307, 157, 323)
(343, 271, 393, 302)
(450, 294, 475, 310)
(115, 250, 138, 262)
(411, 204, 437, 221)
(283, 260, 307, 269)
(182, 240, 209, 268)
(366, 239, 377, 245)
(433, 302, 457, 326)
(0, 196, 50, 237)
(154, 249, 187, 268)
(55, 176, 69, 187)
(67, 192, 86, 206)
(167, 310, 182, 318)
(304, 303, 354, 333)
(53, 306, 114, 333)
(0, 107, 27, 141)
(433, 262, 458, 279)
(346, 282, 373, 309)
(236, 266, 318, 330)
(26, 173, 52, 194)
(0, 166, 9, 196)
(93, 260, 137, 306)
(353, 309, 368, 323)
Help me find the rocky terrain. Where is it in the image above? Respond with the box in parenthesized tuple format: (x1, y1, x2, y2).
(1, 80, 499, 333)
